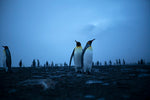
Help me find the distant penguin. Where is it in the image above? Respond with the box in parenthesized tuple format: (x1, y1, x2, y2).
(69, 40, 82, 72)
(81, 39, 95, 73)
(2, 46, 12, 72)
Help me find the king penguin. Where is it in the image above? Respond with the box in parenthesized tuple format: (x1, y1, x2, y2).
(81, 39, 95, 73)
(69, 40, 82, 72)
(2, 46, 12, 72)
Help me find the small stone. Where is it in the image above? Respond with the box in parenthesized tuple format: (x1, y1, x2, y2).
(8, 89, 16, 94)
(84, 95, 95, 99)
(97, 97, 105, 100)
(102, 83, 109, 86)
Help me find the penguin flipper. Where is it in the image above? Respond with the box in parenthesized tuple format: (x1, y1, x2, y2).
(6, 56, 11, 71)
(81, 47, 86, 69)
(69, 48, 75, 67)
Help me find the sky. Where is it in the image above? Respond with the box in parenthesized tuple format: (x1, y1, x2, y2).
(0, 0, 150, 67)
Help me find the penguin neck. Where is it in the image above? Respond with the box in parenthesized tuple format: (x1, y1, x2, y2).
(87, 46, 92, 50)
(3, 50, 6, 55)
(76, 46, 82, 48)
(4, 49, 10, 56)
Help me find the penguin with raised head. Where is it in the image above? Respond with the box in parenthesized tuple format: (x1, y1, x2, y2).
(81, 39, 95, 73)
(2, 46, 12, 72)
(69, 40, 82, 72)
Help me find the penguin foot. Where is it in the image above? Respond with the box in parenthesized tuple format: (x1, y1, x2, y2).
(77, 70, 82, 73)
(87, 71, 91, 75)
(7, 70, 13, 73)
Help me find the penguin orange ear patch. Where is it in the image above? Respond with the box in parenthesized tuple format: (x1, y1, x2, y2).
(3, 50, 6, 55)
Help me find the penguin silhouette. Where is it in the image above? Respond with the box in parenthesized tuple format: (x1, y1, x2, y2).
(81, 39, 95, 73)
(69, 40, 82, 72)
(2, 46, 12, 72)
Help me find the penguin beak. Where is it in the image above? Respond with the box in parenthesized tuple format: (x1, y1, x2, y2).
(91, 39, 95, 42)
(2, 46, 5, 48)
(75, 40, 78, 43)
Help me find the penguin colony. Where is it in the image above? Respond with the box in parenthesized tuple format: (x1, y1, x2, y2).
(2, 39, 95, 73)
(69, 39, 95, 73)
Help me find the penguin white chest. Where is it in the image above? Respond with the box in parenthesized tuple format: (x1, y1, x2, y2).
(83, 48, 93, 68)
(3, 50, 8, 72)
(74, 48, 82, 67)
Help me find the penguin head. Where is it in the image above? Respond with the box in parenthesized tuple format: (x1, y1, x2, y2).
(87, 39, 95, 46)
(2, 46, 9, 49)
(75, 40, 81, 47)
(83, 39, 95, 52)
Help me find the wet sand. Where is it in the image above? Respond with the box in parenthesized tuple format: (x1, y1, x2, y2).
(0, 65, 150, 100)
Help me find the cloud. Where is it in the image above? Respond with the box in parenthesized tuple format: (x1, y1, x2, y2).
(81, 18, 112, 36)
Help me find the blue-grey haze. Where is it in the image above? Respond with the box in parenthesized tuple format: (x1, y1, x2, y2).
(0, 0, 150, 67)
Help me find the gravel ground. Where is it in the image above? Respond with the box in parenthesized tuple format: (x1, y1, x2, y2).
(0, 65, 150, 100)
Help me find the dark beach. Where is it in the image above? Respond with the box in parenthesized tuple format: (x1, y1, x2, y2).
(0, 65, 150, 100)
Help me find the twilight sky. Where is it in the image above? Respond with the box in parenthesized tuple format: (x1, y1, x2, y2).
(0, 0, 150, 67)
